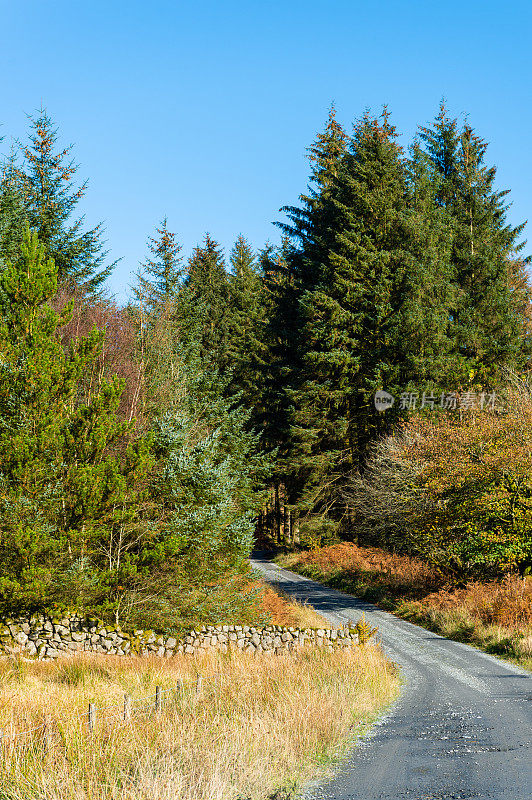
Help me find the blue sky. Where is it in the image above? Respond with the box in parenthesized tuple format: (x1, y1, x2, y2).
(1, 0, 531, 301)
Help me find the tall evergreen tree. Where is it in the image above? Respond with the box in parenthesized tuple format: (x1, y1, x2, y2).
(133, 217, 183, 313)
(0, 151, 26, 267)
(286, 110, 413, 537)
(184, 234, 232, 370)
(15, 108, 114, 295)
(265, 109, 349, 509)
(0, 227, 152, 617)
(418, 103, 530, 381)
(399, 139, 457, 387)
(277, 105, 348, 298)
(227, 234, 266, 407)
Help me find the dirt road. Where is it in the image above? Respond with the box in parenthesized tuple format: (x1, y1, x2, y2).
(251, 555, 532, 800)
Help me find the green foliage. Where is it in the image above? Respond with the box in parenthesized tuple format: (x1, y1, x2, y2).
(12, 109, 115, 295)
(132, 217, 183, 313)
(121, 275, 272, 628)
(1, 99, 531, 623)
(348, 383, 532, 576)
(418, 102, 531, 379)
(227, 235, 267, 408)
(184, 234, 233, 371)
(282, 110, 413, 533)
(267, 102, 531, 549)
(0, 226, 153, 617)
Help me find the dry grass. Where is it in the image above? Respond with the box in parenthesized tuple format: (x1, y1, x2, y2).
(280, 543, 532, 669)
(259, 586, 330, 628)
(0, 646, 397, 800)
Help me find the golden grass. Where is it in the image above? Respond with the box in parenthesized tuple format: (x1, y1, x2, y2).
(0, 646, 397, 800)
(280, 543, 532, 669)
(259, 585, 330, 628)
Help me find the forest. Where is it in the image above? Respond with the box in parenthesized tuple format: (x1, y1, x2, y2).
(1, 102, 531, 632)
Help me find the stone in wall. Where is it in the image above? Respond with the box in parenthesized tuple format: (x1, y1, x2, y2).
(0, 615, 360, 661)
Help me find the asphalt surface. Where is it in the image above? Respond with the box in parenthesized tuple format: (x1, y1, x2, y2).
(251, 555, 532, 800)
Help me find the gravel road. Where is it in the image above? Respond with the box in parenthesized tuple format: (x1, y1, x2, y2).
(251, 555, 532, 800)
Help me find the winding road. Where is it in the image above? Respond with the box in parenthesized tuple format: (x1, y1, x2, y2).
(251, 555, 532, 800)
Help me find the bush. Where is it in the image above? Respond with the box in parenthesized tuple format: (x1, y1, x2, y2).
(345, 379, 532, 576)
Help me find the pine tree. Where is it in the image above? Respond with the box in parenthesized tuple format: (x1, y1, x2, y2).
(260, 109, 349, 533)
(277, 104, 348, 298)
(0, 227, 152, 617)
(15, 108, 114, 295)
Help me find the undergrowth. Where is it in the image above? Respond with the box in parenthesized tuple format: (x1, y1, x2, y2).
(0, 646, 398, 799)
(278, 543, 532, 670)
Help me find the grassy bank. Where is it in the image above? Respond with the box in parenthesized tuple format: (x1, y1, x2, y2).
(0, 644, 397, 800)
(278, 544, 532, 671)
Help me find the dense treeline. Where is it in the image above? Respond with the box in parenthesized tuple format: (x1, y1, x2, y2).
(0, 101, 530, 627)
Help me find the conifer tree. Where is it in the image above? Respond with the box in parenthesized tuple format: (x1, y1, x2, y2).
(277, 105, 348, 297)
(227, 234, 266, 407)
(265, 109, 349, 523)
(15, 108, 114, 295)
(285, 110, 412, 537)
(133, 217, 183, 313)
(0, 227, 152, 616)
(418, 103, 530, 381)
(0, 152, 26, 267)
(399, 140, 457, 387)
(184, 234, 232, 370)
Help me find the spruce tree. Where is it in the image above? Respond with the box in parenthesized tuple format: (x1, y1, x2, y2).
(184, 234, 233, 370)
(227, 234, 266, 407)
(399, 139, 457, 387)
(263, 109, 349, 529)
(286, 110, 412, 537)
(133, 217, 183, 313)
(0, 152, 26, 267)
(15, 108, 114, 295)
(418, 103, 530, 382)
(277, 105, 348, 298)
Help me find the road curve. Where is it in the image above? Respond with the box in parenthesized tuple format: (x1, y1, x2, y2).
(251, 555, 532, 800)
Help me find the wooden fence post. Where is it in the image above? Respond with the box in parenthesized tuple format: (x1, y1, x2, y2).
(195, 676, 203, 695)
(175, 679, 183, 700)
(88, 703, 96, 733)
(43, 714, 52, 753)
(123, 694, 131, 722)
(155, 685, 161, 714)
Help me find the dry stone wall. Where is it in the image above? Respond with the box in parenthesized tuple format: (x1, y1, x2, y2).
(0, 615, 359, 660)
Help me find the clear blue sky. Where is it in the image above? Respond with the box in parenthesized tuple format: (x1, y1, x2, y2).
(1, 0, 531, 301)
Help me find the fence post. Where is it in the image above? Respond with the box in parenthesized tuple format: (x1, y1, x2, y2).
(155, 685, 161, 714)
(88, 703, 96, 733)
(0, 729, 3, 754)
(123, 694, 131, 722)
(175, 679, 183, 700)
(43, 714, 52, 753)
(195, 676, 203, 695)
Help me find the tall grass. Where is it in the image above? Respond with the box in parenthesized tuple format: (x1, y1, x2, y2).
(0, 646, 397, 799)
